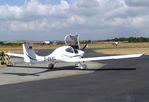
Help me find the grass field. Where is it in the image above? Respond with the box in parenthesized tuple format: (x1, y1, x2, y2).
(92, 42, 149, 55)
(0, 44, 62, 53)
(0, 42, 149, 55)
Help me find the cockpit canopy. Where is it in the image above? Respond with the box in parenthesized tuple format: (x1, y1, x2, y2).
(64, 34, 80, 50)
(65, 46, 78, 54)
(65, 47, 74, 53)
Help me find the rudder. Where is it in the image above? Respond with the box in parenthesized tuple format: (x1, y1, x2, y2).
(23, 43, 37, 63)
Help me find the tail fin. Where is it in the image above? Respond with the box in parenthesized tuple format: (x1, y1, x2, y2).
(23, 43, 37, 63)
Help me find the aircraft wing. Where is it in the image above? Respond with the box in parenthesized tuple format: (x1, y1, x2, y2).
(6, 53, 24, 58)
(65, 54, 143, 62)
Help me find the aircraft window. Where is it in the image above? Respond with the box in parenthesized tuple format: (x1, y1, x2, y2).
(65, 47, 74, 53)
(28, 46, 32, 49)
(74, 49, 78, 53)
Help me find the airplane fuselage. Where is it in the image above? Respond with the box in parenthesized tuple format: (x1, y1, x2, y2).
(44, 46, 84, 62)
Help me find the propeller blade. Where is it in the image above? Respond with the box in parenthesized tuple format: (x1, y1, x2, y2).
(81, 44, 88, 51)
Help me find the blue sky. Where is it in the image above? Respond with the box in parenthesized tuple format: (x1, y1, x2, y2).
(0, 0, 24, 5)
(0, 0, 148, 41)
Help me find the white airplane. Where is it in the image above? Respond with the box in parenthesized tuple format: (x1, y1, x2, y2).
(6, 42, 143, 70)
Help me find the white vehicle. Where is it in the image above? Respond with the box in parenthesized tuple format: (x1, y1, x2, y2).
(6, 35, 143, 70)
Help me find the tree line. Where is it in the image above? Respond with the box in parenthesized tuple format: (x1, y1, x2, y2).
(106, 37, 149, 42)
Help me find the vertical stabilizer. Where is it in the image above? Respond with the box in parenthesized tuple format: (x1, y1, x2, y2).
(23, 43, 37, 63)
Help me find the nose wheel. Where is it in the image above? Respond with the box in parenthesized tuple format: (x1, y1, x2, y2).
(75, 62, 87, 70)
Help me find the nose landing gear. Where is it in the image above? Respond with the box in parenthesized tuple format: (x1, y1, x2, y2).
(75, 62, 87, 70)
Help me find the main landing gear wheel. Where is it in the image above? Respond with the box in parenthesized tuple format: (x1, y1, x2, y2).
(48, 63, 54, 69)
(75, 62, 87, 70)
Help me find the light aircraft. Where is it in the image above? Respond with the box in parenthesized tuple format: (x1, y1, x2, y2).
(6, 35, 143, 70)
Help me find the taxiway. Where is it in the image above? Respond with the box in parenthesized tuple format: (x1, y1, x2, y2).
(0, 49, 148, 102)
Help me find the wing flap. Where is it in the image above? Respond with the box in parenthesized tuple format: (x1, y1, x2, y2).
(65, 54, 143, 62)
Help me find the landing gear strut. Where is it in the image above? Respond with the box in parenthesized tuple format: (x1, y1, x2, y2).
(75, 62, 87, 70)
(48, 63, 54, 69)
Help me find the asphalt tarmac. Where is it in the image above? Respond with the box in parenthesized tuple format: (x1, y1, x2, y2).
(0, 49, 148, 102)
(0, 49, 105, 85)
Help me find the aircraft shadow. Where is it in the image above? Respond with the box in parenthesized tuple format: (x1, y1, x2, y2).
(7, 65, 136, 71)
(95, 68, 136, 71)
(51, 67, 136, 71)
(7, 65, 48, 69)
(3, 65, 136, 76)
(3, 69, 51, 76)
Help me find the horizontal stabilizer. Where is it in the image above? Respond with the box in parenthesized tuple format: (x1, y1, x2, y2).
(6, 53, 24, 58)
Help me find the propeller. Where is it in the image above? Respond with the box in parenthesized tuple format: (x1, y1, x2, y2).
(81, 44, 88, 51)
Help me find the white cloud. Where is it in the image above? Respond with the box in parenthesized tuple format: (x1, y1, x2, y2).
(0, 0, 149, 40)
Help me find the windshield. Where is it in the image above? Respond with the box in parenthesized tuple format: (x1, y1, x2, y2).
(65, 47, 74, 53)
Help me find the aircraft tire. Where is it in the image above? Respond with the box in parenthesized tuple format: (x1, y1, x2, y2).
(76, 63, 87, 70)
(81, 64, 87, 70)
(48, 63, 54, 69)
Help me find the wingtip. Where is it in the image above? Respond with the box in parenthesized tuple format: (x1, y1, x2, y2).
(136, 54, 144, 57)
